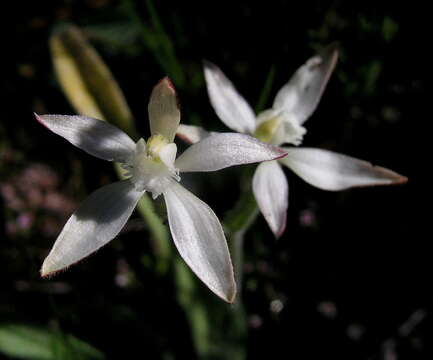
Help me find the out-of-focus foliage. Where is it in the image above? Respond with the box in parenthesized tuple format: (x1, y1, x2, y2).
(0, 324, 104, 360)
(50, 25, 134, 134)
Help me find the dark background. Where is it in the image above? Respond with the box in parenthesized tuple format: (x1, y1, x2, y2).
(0, 1, 428, 359)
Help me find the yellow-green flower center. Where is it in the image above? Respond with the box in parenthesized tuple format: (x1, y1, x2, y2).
(125, 136, 179, 198)
(146, 134, 169, 161)
(253, 116, 281, 143)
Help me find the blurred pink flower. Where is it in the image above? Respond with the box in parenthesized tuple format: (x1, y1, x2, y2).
(1, 159, 76, 237)
(17, 212, 34, 230)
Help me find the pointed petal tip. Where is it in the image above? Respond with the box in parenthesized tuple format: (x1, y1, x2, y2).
(253, 161, 289, 239)
(324, 41, 340, 57)
(315, 42, 339, 68)
(203, 59, 217, 70)
(157, 76, 176, 93)
(365, 166, 408, 187)
(40, 267, 48, 278)
(222, 281, 237, 304)
(275, 215, 287, 239)
(40, 255, 68, 278)
(327, 43, 339, 65)
(40, 261, 61, 279)
(34, 113, 49, 129)
(394, 174, 408, 185)
(274, 148, 289, 161)
(176, 132, 194, 144)
(266, 144, 288, 162)
(227, 290, 237, 304)
(154, 76, 180, 112)
(149, 78, 181, 140)
(282, 147, 408, 191)
(40, 269, 53, 279)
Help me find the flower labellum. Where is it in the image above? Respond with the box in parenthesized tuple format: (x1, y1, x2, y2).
(177, 44, 407, 238)
(36, 77, 286, 303)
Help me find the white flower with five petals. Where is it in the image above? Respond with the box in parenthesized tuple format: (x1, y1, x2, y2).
(36, 77, 287, 302)
(177, 45, 407, 237)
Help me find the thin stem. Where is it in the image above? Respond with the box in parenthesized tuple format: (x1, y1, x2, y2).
(122, 0, 185, 86)
(225, 186, 259, 302)
(144, 0, 185, 86)
(228, 206, 259, 303)
(255, 64, 276, 113)
(136, 195, 171, 272)
(114, 163, 171, 273)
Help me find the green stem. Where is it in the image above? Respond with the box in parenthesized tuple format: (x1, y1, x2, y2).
(136, 195, 171, 272)
(225, 186, 259, 299)
(187, 168, 259, 360)
(122, 0, 185, 86)
(208, 62, 278, 354)
(173, 176, 259, 360)
(114, 163, 171, 273)
(144, 0, 185, 86)
(255, 64, 276, 113)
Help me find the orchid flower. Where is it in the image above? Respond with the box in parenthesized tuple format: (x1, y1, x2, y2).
(177, 45, 407, 237)
(36, 77, 287, 303)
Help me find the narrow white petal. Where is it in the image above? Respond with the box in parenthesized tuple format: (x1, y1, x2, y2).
(163, 181, 236, 303)
(148, 77, 180, 142)
(252, 161, 288, 237)
(41, 180, 144, 276)
(273, 44, 338, 125)
(35, 114, 136, 162)
(280, 147, 408, 191)
(159, 143, 177, 170)
(204, 61, 256, 134)
(176, 124, 211, 144)
(176, 133, 287, 172)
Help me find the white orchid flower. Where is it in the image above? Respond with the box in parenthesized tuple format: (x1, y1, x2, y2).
(36, 77, 287, 303)
(177, 45, 407, 237)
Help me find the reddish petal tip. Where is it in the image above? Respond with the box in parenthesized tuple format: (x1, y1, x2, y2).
(34, 113, 49, 129)
(275, 217, 287, 239)
(394, 175, 408, 185)
(273, 148, 289, 161)
(158, 76, 176, 92)
(153, 77, 180, 111)
(40, 268, 56, 279)
(176, 132, 194, 144)
(226, 285, 237, 304)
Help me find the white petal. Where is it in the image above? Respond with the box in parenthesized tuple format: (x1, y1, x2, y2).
(148, 77, 180, 142)
(280, 147, 408, 191)
(204, 61, 256, 134)
(176, 124, 211, 144)
(135, 138, 146, 155)
(35, 114, 136, 162)
(41, 180, 144, 276)
(273, 44, 338, 125)
(163, 180, 236, 303)
(159, 143, 177, 170)
(176, 133, 287, 172)
(252, 161, 288, 237)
